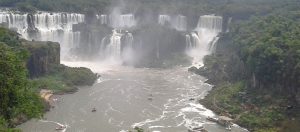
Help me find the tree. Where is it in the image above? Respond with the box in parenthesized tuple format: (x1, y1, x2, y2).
(0, 42, 43, 127)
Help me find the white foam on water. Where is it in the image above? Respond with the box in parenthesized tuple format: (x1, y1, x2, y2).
(149, 126, 165, 129)
(39, 120, 69, 132)
(132, 111, 167, 128)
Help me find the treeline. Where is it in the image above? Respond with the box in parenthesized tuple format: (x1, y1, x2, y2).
(0, 0, 296, 16)
(0, 0, 110, 13)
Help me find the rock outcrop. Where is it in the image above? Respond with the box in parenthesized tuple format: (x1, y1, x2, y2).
(23, 40, 60, 78)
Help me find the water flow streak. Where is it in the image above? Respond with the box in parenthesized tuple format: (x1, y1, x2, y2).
(186, 15, 223, 68)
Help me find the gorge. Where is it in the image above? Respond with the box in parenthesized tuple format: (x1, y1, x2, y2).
(1, 0, 299, 132)
(0, 0, 300, 132)
(0, 7, 238, 132)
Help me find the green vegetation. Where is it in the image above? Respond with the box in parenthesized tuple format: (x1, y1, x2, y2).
(192, 3, 300, 131)
(0, 29, 44, 129)
(229, 14, 300, 98)
(30, 64, 98, 93)
(0, 0, 294, 16)
(23, 41, 60, 78)
(0, 27, 21, 47)
(200, 81, 290, 131)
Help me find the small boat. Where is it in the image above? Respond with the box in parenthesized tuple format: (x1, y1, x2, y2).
(189, 98, 195, 101)
(55, 125, 66, 131)
(148, 97, 153, 101)
(92, 108, 96, 112)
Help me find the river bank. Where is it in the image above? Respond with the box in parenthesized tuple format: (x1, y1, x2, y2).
(7, 65, 99, 130)
(189, 33, 300, 132)
(198, 81, 300, 132)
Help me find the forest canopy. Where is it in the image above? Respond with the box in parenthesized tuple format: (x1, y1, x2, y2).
(0, 28, 44, 129)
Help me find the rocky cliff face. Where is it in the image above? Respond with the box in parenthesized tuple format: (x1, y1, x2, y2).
(23, 40, 60, 78)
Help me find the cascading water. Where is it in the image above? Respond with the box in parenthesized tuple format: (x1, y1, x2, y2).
(173, 15, 187, 31)
(0, 11, 85, 58)
(185, 34, 192, 49)
(0, 12, 28, 34)
(158, 15, 171, 26)
(96, 11, 136, 63)
(186, 15, 223, 67)
(32, 12, 84, 57)
(226, 17, 232, 33)
(197, 15, 222, 32)
(96, 14, 108, 25)
(99, 29, 135, 64)
(158, 15, 187, 31)
(105, 30, 122, 60)
(109, 13, 136, 28)
(186, 32, 201, 49)
(1, 10, 221, 68)
(120, 14, 135, 28)
(122, 31, 135, 64)
(208, 37, 220, 53)
(123, 31, 134, 48)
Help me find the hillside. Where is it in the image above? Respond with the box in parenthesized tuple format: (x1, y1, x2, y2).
(190, 7, 300, 132)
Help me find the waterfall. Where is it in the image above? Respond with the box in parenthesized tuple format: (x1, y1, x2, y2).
(156, 43, 160, 59)
(158, 15, 171, 26)
(99, 30, 135, 63)
(120, 14, 135, 28)
(97, 14, 108, 25)
(123, 31, 134, 48)
(0, 12, 28, 36)
(105, 30, 122, 59)
(226, 17, 232, 33)
(73, 32, 81, 48)
(100, 37, 107, 57)
(197, 15, 222, 33)
(0, 11, 85, 58)
(109, 13, 136, 28)
(1, 10, 223, 66)
(159, 15, 187, 31)
(122, 32, 135, 64)
(33, 12, 84, 58)
(174, 15, 187, 31)
(185, 34, 192, 49)
(208, 36, 220, 53)
(186, 15, 223, 67)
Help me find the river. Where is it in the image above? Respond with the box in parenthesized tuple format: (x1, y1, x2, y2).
(18, 62, 248, 132)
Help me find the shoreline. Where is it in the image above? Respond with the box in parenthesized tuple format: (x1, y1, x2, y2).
(40, 89, 54, 103)
(192, 67, 300, 132)
(197, 77, 251, 131)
